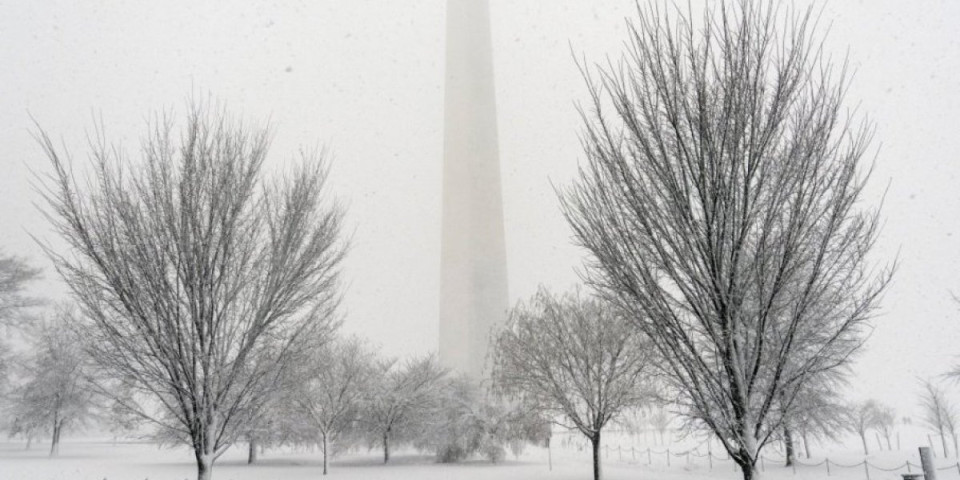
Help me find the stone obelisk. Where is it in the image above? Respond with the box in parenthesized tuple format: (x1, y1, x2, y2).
(439, 0, 509, 380)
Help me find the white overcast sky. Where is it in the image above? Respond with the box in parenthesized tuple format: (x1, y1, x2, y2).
(1, 0, 959, 417)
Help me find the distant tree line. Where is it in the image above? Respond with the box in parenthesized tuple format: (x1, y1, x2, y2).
(1, 103, 550, 480)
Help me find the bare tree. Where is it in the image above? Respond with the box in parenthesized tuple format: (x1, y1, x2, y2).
(34, 103, 346, 480)
(6, 306, 94, 456)
(560, 2, 891, 478)
(492, 288, 651, 480)
(361, 354, 446, 463)
(921, 379, 958, 458)
(0, 252, 41, 393)
(290, 336, 374, 475)
(873, 403, 896, 451)
(0, 251, 41, 326)
(947, 406, 960, 460)
(245, 302, 340, 465)
(777, 351, 853, 465)
(103, 381, 142, 444)
(241, 383, 293, 465)
(416, 374, 534, 464)
(615, 406, 646, 442)
(847, 400, 879, 455)
(649, 406, 671, 446)
(790, 384, 847, 459)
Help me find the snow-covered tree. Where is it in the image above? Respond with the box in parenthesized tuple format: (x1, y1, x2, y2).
(560, 2, 891, 478)
(35, 103, 347, 480)
(6, 405, 45, 450)
(245, 306, 341, 465)
(0, 251, 41, 326)
(103, 381, 142, 444)
(291, 336, 374, 475)
(492, 288, 652, 480)
(241, 396, 288, 465)
(785, 381, 847, 459)
(417, 375, 541, 464)
(873, 403, 896, 451)
(920, 380, 958, 458)
(7, 306, 94, 456)
(649, 406, 671, 446)
(616, 406, 648, 443)
(0, 252, 41, 394)
(775, 356, 860, 467)
(361, 354, 446, 463)
(847, 400, 880, 455)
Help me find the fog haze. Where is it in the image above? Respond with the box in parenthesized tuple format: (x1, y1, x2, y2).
(1, 0, 959, 417)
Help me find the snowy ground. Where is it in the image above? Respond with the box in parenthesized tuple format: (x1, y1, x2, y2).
(2, 431, 959, 480)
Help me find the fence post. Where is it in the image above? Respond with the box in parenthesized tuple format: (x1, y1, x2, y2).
(906, 461, 911, 473)
(547, 438, 552, 471)
(920, 446, 937, 480)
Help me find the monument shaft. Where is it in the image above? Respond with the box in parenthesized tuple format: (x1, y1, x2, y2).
(439, 0, 509, 379)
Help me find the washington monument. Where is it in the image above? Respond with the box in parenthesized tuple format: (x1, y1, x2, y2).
(439, 0, 509, 380)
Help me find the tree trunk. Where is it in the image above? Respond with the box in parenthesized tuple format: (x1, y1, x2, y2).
(590, 432, 602, 480)
(248, 438, 258, 464)
(860, 432, 869, 455)
(734, 452, 759, 480)
(783, 425, 795, 467)
(26, 435, 32, 450)
(322, 433, 329, 475)
(885, 433, 892, 451)
(941, 430, 950, 458)
(383, 432, 390, 464)
(740, 463, 758, 480)
(547, 435, 552, 471)
(49, 420, 61, 457)
(802, 430, 811, 459)
(197, 452, 213, 480)
(737, 424, 760, 480)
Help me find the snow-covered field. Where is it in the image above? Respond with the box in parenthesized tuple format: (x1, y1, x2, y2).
(3, 431, 960, 480)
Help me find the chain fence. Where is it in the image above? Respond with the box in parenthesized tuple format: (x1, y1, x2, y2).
(571, 441, 960, 479)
